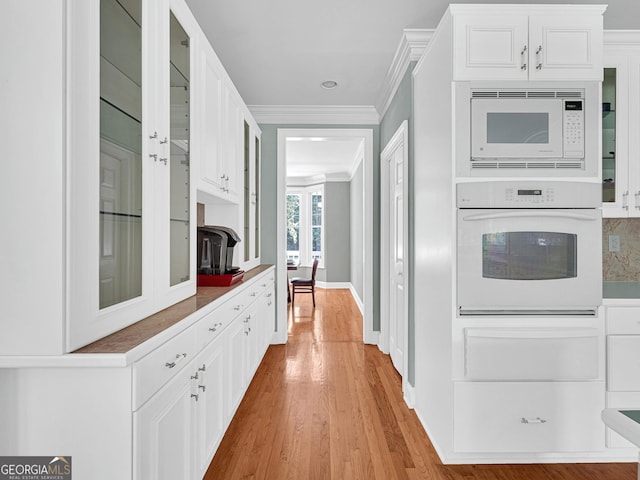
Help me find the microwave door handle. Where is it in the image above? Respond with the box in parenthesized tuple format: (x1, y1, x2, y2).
(461, 211, 598, 222)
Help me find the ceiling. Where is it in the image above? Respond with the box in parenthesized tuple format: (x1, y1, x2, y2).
(285, 137, 364, 181)
(186, 0, 640, 110)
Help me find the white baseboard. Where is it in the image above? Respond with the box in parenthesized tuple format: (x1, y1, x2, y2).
(403, 382, 416, 409)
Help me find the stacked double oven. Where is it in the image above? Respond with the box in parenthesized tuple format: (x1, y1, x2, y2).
(451, 82, 605, 454)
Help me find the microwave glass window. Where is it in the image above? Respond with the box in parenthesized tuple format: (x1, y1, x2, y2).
(482, 232, 577, 280)
(486, 112, 549, 144)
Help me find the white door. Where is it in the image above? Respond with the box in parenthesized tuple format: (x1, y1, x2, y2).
(381, 121, 408, 377)
(389, 145, 405, 375)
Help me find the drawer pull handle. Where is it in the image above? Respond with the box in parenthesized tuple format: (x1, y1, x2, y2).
(198, 385, 206, 392)
(165, 353, 187, 369)
(234, 305, 243, 311)
(521, 417, 547, 424)
(261, 283, 267, 287)
(198, 364, 206, 372)
(250, 292, 257, 297)
(267, 301, 272, 306)
(191, 394, 199, 402)
(165, 362, 176, 368)
(209, 327, 217, 332)
(267, 293, 273, 298)
(191, 373, 199, 380)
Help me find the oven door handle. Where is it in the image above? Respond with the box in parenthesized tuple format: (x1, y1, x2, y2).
(461, 211, 598, 222)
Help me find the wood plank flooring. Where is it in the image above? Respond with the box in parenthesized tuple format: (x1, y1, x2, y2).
(204, 288, 636, 479)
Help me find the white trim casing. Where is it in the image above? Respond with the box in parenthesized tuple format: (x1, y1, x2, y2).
(380, 120, 410, 383)
(277, 129, 375, 345)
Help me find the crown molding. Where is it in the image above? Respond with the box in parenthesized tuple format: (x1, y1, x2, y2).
(604, 30, 640, 46)
(376, 28, 434, 121)
(248, 105, 379, 125)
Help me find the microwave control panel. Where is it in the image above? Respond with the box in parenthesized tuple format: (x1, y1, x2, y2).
(563, 100, 584, 158)
(457, 181, 601, 208)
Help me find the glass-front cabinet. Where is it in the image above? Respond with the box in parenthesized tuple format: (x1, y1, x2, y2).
(68, 0, 196, 350)
(602, 41, 640, 299)
(601, 48, 640, 217)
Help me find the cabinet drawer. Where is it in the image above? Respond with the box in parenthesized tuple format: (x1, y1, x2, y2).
(606, 308, 640, 334)
(465, 328, 600, 381)
(195, 299, 238, 351)
(608, 336, 640, 391)
(133, 327, 196, 410)
(454, 381, 605, 453)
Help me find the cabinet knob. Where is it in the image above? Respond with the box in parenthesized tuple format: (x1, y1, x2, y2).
(198, 385, 206, 392)
(149, 131, 158, 140)
(160, 136, 168, 144)
(191, 394, 199, 402)
(149, 153, 158, 161)
(209, 327, 217, 332)
(165, 362, 176, 368)
(198, 364, 206, 372)
(159, 157, 168, 166)
(191, 372, 199, 380)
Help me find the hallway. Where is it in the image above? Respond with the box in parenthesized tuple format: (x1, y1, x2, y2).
(204, 288, 635, 479)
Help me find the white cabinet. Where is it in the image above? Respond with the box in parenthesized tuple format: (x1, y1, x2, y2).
(134, 365, 196, 480)
(0, 266, 275, 480)
(193, 333, 226, 478)
(243, 122, 262, 268)
(196, 41, 245, 204)
(601, 46, 640, 216)
(454, 381, 605, 453)
(452, 5, 604, 81)
(67, 0, 198, 351)
(605, 306, 640, 449)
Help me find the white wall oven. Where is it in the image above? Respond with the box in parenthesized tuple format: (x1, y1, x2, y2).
(457, 181, 602, 316)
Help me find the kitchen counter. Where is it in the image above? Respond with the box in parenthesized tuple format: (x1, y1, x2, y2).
(0, 265, 274, 368)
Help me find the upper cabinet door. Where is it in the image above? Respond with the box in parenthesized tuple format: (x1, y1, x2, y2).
(451, 6, 604, 81)
(68, 0, 196, 351)
(453, 14, 529, 81)
(528, 14, 603, 81)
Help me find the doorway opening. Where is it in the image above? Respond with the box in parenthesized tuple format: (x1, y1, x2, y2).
(275, 129, 375, 344)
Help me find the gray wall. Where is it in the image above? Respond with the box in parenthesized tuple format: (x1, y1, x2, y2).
(379, 62, 416, 386)
(324, 182, 351, 282)
(260, 124, 381, 330)
(350, 162, 364, 300)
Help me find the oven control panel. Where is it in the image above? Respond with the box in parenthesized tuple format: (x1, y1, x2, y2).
(457, 181, 601, 208)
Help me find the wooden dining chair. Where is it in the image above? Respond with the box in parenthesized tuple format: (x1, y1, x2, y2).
(291, 259, 319, 307)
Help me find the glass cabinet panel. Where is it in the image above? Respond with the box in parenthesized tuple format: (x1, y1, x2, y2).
(169, 12, 191, 286)
(255, 135, 260, 258)
(603, 67, 617, 202)
(99, 0, 143, 309)
(244, 121, 251, 262)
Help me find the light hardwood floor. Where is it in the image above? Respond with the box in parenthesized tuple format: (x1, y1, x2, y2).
(204, 288, 636, 479)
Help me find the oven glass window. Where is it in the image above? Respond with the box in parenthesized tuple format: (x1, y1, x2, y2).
(487, 112, 549, 144)
(482, 232, 577, 280)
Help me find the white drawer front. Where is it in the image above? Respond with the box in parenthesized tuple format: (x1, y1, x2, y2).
(606, 307, 640, 334)
(454, 381, 605, 453)
(608, 335, 640, 391)
(133, 327, 196, 410)
(195, 299, 237, 351)
(465, 328, 600, 381)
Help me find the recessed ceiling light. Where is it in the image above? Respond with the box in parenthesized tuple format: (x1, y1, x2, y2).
(321, 80, 338, 89)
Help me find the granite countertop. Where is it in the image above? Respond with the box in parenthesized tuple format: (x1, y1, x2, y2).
(73, 264, 273, 355)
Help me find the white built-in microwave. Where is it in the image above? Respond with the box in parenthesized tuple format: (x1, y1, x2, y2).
(456, 83, 600, 177)
(472, 96, 584, 159)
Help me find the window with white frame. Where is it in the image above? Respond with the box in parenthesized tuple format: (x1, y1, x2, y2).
(286, 185, 324, 267)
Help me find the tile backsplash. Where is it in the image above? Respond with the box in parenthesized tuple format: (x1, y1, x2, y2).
(603, 218, 640, 281)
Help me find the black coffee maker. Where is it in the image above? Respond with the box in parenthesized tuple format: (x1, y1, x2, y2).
(197, 226, 242, 275)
